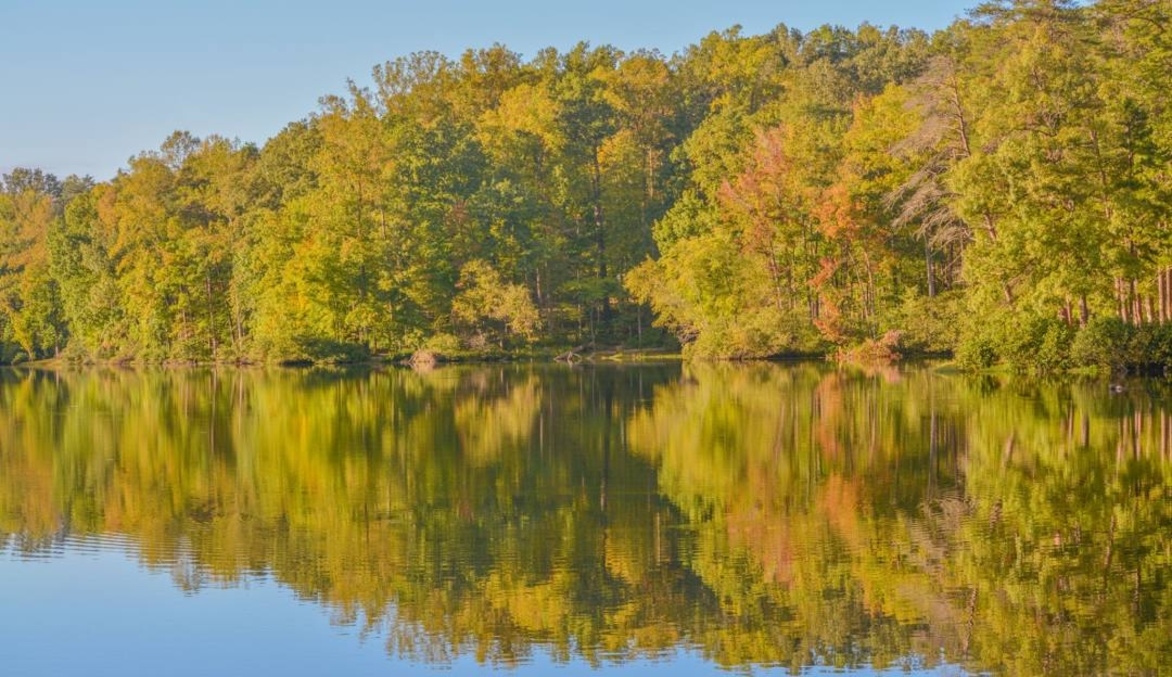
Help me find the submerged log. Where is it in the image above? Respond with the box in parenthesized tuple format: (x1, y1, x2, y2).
(554, 344, 592, 363)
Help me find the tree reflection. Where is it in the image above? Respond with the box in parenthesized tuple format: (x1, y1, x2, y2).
(0, 364, 1169, 673)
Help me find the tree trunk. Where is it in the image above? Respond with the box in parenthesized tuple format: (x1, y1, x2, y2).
(1161, 268, 1170, 324)
(205, 273, 217, 359)
(767, 246, 786, 316)
(1160, 269, 1167, 324)
(590, 146, 612, 329)
(1131, 280, 1142, 325)
(1116, 277, 1129, 324)
(925, 237, 936, 298)
(1165, 268, 1171, 324)
(1156, 271, 1163, 324)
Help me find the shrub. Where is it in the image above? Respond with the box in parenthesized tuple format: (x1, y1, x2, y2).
(1070, 317, 1131, 372)
(1125, 323, 1172, 374)
(955, 332, 998, 370)
(999, 316, 1073, 373)
(422, 333, 461, 356)
(894, 290, 963, 355)
(836, 331, 905, 364)
(956, 311, 1073, 373)
(283, 337, 371, 365)
(1069, 318, 1172, 374)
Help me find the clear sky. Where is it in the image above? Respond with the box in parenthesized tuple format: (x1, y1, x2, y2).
(0, 0, 975, 182)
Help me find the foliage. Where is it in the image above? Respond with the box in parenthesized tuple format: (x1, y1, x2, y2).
(1072, 317, 1172, 374)
(452, 259, 541, 348)
(1070, 316, 1133, 372)
(888, 289, 963, 354)
(2, 2, 1172, 370)
(956, 308, 1074, 373)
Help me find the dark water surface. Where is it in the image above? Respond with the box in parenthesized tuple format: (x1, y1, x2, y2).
(1, 364, 1170, 676)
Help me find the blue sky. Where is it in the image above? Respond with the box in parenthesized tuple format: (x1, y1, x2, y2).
(1, 0, 975, 182)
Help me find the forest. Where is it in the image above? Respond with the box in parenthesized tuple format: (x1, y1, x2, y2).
(1, 0, 1169, 370)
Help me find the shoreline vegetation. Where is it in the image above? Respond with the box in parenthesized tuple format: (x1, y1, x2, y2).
(17, 347, 961, 373)
(12, 344, 692, 369)
(3, 0, 1171, 375)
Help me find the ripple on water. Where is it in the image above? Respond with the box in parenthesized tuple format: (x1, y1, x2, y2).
(1, 531, 151, 562)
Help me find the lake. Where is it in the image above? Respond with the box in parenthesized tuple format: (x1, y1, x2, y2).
(1, 363, 1169, 676)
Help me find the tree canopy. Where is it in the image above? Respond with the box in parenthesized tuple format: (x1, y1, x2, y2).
(3, 0, 1171, 369)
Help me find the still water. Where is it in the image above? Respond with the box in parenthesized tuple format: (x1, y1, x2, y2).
(0, 363, 1169, 676)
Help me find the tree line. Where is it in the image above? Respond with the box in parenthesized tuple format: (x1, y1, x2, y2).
(1, 0, 1169, 369)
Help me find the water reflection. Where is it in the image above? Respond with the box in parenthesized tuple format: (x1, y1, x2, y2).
(0, 364, 1169, 674)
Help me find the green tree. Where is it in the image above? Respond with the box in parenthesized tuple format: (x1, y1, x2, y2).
(0, 171, 67, 359)
(452, 259, 540, 348)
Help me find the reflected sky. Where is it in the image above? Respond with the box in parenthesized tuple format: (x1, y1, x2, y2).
(0, 543, 969, 677)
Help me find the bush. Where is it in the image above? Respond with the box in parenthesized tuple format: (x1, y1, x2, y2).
(1001, 316, 1073, 372)
(1071, 317, 1131, 372)
(1035, 319, 1075, 372)
(955, 332, 998, 370)
(422, 333, 461, 356)
(894, 290, 963, 355)
(1070, 319, 1172, 374)
(1125, 324, 1172, 374)
(282, 337, 371, 365)
(837, 331, 905, 364)
(956, 311, 1073, 373)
